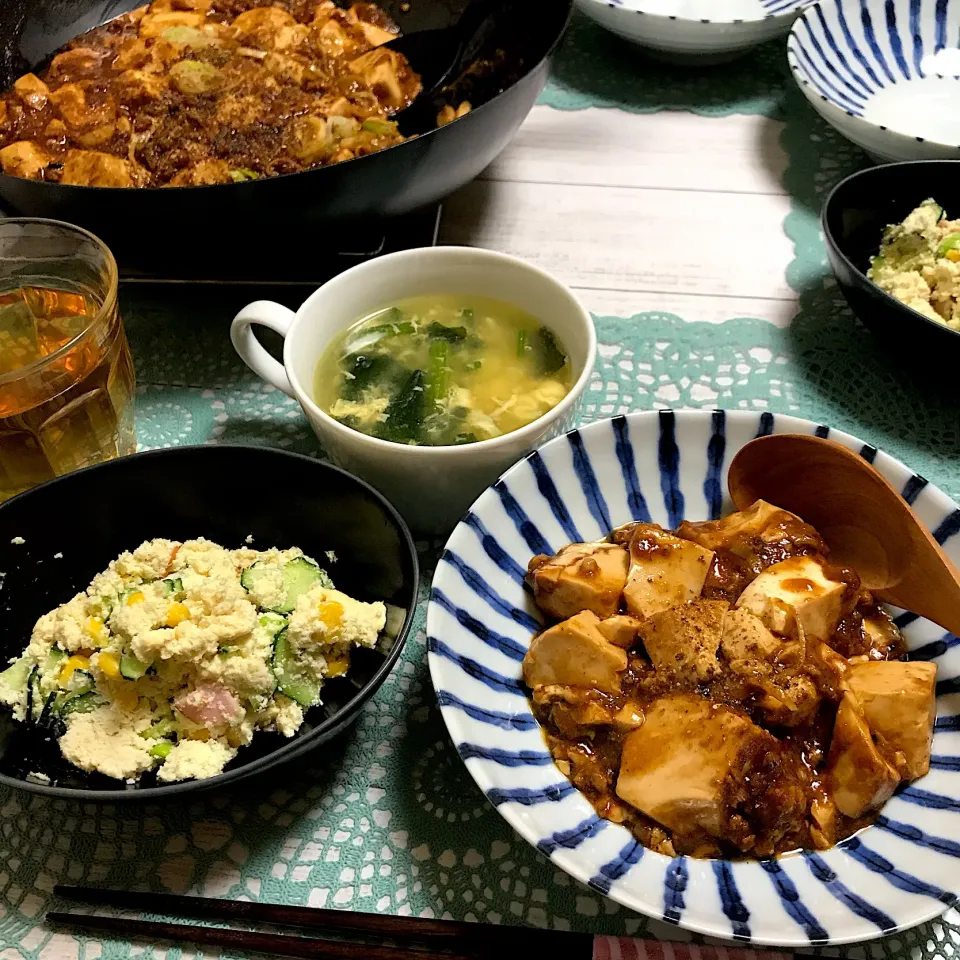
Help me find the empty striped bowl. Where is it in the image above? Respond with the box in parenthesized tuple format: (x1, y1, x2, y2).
(787, 0, 960, 161)
(575, 0, 809, 63)
(427, 410, 960, 946)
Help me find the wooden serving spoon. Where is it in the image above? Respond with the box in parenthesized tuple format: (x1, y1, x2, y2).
(728, 433, 960, 637)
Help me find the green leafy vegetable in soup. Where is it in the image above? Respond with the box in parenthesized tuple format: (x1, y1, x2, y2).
(314, 296, 575, 446)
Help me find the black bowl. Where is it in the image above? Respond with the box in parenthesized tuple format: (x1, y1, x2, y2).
(0, 445, 419, 801)
(0, 0, 573, 265)
(822, 160, 960, 366)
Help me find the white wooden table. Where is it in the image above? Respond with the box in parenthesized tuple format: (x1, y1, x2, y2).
(440, 106, 796, 326)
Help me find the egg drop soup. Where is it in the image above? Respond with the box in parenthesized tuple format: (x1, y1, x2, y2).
(314, 295, 575, 446)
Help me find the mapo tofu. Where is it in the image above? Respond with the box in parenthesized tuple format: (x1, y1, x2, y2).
(0, 0, 470, 187)
(522, 500, 938, 859)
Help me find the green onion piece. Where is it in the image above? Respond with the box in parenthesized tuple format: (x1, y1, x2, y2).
(464, 359, 482, 372)
(149, 742, 173, 760)
(517, 328, 528, 358)
(361, 118, 396, 135)
(366, 319, 416, 338)
(427, 340, 450, 407)
(936, 233, 960, 258)
(230, 167, 259, 181)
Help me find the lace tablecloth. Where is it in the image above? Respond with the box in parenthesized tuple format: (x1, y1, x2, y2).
(1, 14, 958, 960)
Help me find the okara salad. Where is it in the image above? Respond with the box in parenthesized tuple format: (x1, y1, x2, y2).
(0, 539, 386, 783)
(868, 198, 960, 331)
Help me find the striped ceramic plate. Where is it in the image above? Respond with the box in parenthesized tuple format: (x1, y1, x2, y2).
(787, 0, 960, 161)
(427, 410, 960, 946)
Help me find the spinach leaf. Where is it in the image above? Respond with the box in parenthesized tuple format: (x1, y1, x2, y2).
(528, 326, 567, 376)
(427, 321, 467, 343)
(376, 369, 426, 444)
(341, 353, 402, 400)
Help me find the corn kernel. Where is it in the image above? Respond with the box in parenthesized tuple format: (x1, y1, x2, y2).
(317, 601, 344, 630)
(165, 602, 190, 627)
(947, 249, 960, 263)
(86, 617, 104, 640)
(58, 655, 90, 685)
(226, 728, 245, 748)
(98, 651, 121, 680)
(186, 728, 211, 742)
(325, 656, 349, 678)
(126, 591, 145, 606)
(115, 687, 139, 712)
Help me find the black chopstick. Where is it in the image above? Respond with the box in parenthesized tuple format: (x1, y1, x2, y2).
(53, 885, 591, 953)
(46, 912, 474, 960)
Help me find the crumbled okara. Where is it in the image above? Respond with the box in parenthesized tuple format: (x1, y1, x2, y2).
(522, 610, 627, 694)
(622, 524, 713, 620)
(735, 555, 850, 641)
(826, 691, 900, 818)
(640, 599, 728, 684)
(845, 660, 937, 779)
(527, 542, 629, 622)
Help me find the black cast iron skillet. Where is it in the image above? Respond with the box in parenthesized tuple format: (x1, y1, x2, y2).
(0, 0, 573, 264)
(0, 445, 419, 801)
(822, 160, 960, 371)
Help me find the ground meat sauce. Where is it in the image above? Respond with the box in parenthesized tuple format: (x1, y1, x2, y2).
(526, 504, 916, 861)
(0, 0, 435, 186)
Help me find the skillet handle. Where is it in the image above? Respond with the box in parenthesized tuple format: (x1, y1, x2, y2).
(230, 300, 296, 397)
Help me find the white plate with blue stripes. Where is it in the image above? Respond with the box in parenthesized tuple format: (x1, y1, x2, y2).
(575, 0, 807, 62)
(787, 0, 960, 161)
(427, 410, 960, 946)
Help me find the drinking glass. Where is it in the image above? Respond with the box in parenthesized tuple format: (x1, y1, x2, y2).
(0, 219, 136, 502)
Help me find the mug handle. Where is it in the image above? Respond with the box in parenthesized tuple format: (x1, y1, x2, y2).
(230, 300, 297, 397)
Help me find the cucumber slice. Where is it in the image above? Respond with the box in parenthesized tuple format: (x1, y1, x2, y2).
(242, 557, 332, 614)
(43, 648, 66, 677)
(149, 742, 172, 759)
(60, 691, 107, 717)
(28, 668, 42, 720)
(161, 577, 183, 597)
(937, 233, 960, 258)
(120, 653, 150, 680)
(258, 612, 288, 637)
(272, 629, 320, 707)
(0, 657, 32, 694)
(140, 717, 177, 740)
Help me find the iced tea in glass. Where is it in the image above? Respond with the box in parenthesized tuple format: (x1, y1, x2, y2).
(0, 219, 135, 502)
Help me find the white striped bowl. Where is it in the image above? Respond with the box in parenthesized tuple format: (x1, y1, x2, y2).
(427, 410, 960, 946)
(787, 0, 960, 162)
(574, 0, 808, 63)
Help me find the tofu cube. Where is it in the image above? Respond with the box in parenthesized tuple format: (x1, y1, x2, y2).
(735, 555, 849, 641)
(826, 692, 900, 818)
(522, 610, 627, 694)
(13, 73, 50, 109)
(640, 599, 728, 683)
(596, 614, 643, 649)
(845, 660, 937, 779)
(0, 141, 51, 179)
(622, 524, 714, 619)
(721, 608, 783, 662)
(61, 150, 134, 187)
(678, 499, 818, 551)
(528, 542, 629, 622)
(616, 693, 778, 838)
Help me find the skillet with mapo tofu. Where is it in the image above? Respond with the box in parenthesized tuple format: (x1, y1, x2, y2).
(0, 0, 469, 187)
(522, 500, 938, 859)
